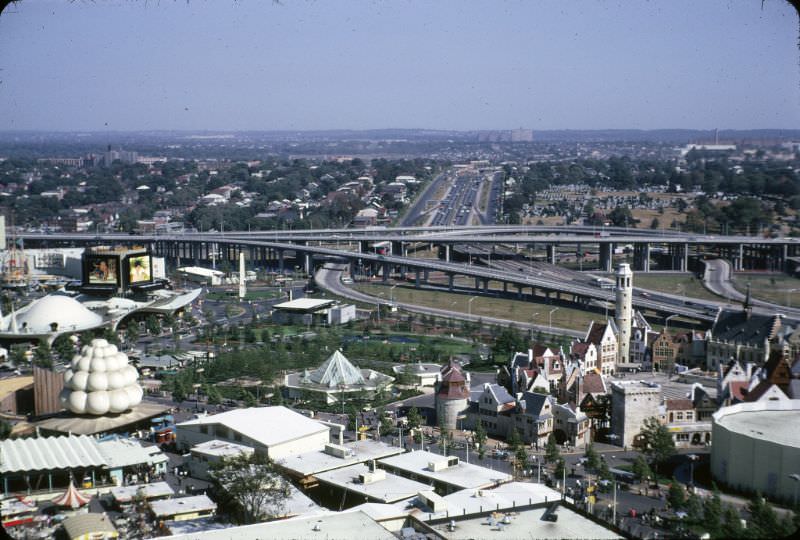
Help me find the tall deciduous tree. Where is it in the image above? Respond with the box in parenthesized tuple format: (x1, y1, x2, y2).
(639, 416, 676, 474)
(211, 452, 291, 524)
(545, 433, 560, 464)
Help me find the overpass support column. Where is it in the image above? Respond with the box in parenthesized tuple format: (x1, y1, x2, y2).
(483, 278, 489, 292)
(448, 274, 454, 291)
(444, 244, 450, 263)
(359, 240, 368, 254)
(503, 282, 508, 293)
(382, 262, 389, 283)
(681, 243, 689, 272)
(415, 269, 421, 288)
(391, 241, 403, 257)
(423, 269, 429, 282)
(516, 285, 523, 299)
(474, 277, 480, 290)
(304, 253, 312, 275)
(737, 244, 744, 271)
(277, 249, 285, 274)
(644, 243, 651, 272)
(546, 245, 556, 265)
(600, 243, 613, 272)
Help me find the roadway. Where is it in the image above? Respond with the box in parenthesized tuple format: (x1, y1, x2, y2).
(703, 258, 800, 318)
(17, 230, 799, 322)
(315, 263, 585, 338)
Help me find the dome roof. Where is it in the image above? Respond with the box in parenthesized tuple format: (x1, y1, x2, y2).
(15, 295, 104, 334)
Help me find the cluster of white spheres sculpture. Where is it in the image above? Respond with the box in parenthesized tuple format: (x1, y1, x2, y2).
(60, 338, 143, 415)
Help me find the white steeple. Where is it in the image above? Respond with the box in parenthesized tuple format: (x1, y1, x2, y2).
(615, 263, 633, 366)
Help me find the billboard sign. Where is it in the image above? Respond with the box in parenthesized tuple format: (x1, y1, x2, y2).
(127, 254, 152, 284)
(86, 256, 120, 285)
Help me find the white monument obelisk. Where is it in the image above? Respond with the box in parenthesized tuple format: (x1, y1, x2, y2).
(238, 251, 247, 299)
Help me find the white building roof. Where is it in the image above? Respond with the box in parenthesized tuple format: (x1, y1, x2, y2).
(713, 399, 800, 448)
(97, 438, 167, 469)
(162, 509, 394, 540)
(426, 504, 622, 539)
(177, 406, 329, 449)
(4, 294, 103, 334)
(178, 266, 225, 278)
(0, 435, 107, 474)
(191, 439, 254, 458)
(415, 482, 561, 519)
(315, 463, 431, 504)
(278, 440, 404, 477)
(273, 298, 335, 311)
(111, 481, 175, 503)
(378, 450, 512, 490)
(150, 494, 217, 518)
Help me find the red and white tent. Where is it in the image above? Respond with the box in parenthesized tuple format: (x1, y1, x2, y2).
(51, 482, 91, 509)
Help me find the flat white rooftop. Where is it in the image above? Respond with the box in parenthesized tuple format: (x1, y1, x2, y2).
(716, 408, 800, 447)
(426, 504, 622, 539)
(191, 439, 254, 458)
(150, 495, 217, 518)
(177, 406, 329, 449)
(273, 298, 335, 311)
(378, 450, 512, 490)
(111, 481, 174, 503)
(162, 509, 395, 540)
(315, 463, 431, 504)
(278, 440, 404, 477)
(414, 482, 562, 520)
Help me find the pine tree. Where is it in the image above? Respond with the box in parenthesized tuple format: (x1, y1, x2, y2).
(720, 504, 744, 539)
(667, 478, 686, 510)
(584, 443, 600, 471)
(545, 433, 560, 464)
(702, 485, 723, 537)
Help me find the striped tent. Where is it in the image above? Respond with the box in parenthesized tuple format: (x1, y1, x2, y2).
(51, 482, 91, 509)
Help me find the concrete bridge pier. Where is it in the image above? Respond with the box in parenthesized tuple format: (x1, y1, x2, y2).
(415, 269, 421, 288)
(483, 278, 489, 292)
(546, 245, 556, 265)
(277, 249, 285, 274)
(303, 253, 313, 275)
(448, 274, 454, 291)
(359, 240, 368, 254)
(382, 262, 390, 283)
(599, 243, 613, 272)
(633, 243, 651, 272)
(444, 244, 450, 262)
(391, 241, 404, 257)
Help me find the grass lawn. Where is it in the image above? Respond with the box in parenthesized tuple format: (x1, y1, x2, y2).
(633, 274, 723, 302)
(354, 283, 598, 333)
(731, 273, 800, 307)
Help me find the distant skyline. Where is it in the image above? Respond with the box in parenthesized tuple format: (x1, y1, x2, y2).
(0, 1, 797, 132)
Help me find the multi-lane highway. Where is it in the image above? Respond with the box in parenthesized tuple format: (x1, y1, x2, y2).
(315, 263, 585, 338)
(17, 229, 800, 324)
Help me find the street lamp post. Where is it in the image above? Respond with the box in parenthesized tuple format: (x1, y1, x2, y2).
(688, 454, 699, 489)
(787, 289, 798, 308)
(549, 307, 559, 331)
(789, 473, 800, 508)
(665, 314, 678, 331)
(468, 296, 478, 320)
(531, 312, 540, 337)
(390, 284, 398, 304)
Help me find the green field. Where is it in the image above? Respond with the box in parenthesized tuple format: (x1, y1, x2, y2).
(731, 273, 800, 307)
(633, 274, 723, 301)
(354, 283, 599, 332)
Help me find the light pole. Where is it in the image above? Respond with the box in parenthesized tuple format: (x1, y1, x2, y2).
(789, 473, 800, 508)
(665, 314, 678, 331)
(688, 454, 699, 489)
(531, 312, 540, 336)
(549, 307, 559, 331)
(468, 296, 478, 320)
(787, 289, 798, 308)
(390, 284, 398, 304)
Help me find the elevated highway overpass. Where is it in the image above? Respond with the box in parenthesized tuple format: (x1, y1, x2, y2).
(16, 230, 775, 324)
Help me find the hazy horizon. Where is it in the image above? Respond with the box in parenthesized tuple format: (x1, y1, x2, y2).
(0, 1, 797, 132)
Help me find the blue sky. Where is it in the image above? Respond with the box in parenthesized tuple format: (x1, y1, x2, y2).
(0, 0, 797, 131)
